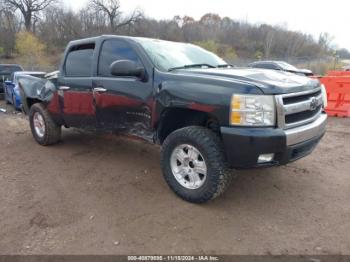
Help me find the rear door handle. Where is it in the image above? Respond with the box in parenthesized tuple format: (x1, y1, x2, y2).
(93, 87, 107, 92)
(59, 86, 70, 90)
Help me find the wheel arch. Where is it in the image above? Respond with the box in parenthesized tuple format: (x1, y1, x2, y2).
(156, 107, 221, 144)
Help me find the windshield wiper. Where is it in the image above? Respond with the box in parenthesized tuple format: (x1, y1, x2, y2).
(168, 63, 216, 72)
(217, 64, 234, 68)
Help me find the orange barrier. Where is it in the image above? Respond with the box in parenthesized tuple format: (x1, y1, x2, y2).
(318, 75, 350, 117)
(326, 70, 350, 76)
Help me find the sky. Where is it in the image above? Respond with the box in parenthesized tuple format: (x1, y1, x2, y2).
(63, 0, 350, 49)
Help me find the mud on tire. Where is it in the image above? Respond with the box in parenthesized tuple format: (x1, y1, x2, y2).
(161, 126, 232, 203)
(29, 103, 61, 146)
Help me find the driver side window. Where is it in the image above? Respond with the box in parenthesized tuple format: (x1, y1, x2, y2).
(98, 39, 142, 77)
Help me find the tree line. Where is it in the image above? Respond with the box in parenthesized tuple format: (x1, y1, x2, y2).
(1, 0, 349, 68)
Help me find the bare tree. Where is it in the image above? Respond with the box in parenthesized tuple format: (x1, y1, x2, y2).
(4, 0, 56, 31)
(318, 32, 334, 52)
(264, 30, 274, 59)
(90, 0, 142, 32)
(1, 0, 340, 65)
(38, 6, 83, 49)
(0, 2, 21, 57)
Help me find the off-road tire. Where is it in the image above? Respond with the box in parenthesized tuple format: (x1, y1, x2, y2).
(29, 103, 61, 145)
(161, 126, 232, 203)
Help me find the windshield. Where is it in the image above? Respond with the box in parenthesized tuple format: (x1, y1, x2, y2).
(276, 62, 298, 71)
(137, 39, 227, 71)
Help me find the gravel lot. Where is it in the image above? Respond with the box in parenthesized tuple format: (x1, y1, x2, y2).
(0, 100, 349, 255)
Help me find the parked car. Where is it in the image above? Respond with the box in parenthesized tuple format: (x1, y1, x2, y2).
(0, 64, 23, 96)
(18, 36, 327, 203)
(4, 71, 46, 110)
(343, 65, 350, 71)
(248, 61, 313, 76)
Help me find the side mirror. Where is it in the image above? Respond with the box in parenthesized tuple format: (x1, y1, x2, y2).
(110, 60, 146, 80)
(4, 80, 13, 85)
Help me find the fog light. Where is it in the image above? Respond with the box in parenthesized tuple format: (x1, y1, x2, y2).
(258, 153, 275, 163)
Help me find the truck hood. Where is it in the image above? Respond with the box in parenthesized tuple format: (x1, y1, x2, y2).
(175, 67, 320, 94)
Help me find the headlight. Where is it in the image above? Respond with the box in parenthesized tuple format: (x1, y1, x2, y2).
(320, 84, 327, 108)
(230, 94, 276, 126)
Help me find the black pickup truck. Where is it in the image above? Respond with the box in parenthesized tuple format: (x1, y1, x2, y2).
(18, 35, 327, 203)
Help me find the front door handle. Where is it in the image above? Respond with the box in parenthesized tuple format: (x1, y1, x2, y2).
(93, 87, 107, 92)
(59, 86, 70, 90)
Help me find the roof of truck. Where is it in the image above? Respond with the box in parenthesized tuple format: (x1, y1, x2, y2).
(66, 35, 185, 46)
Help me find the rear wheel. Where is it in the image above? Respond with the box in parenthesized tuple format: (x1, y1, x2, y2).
(161, 126, 232, 203)
(29, 103, 61, 145)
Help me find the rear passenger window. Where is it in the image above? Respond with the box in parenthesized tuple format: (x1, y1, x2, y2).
(98, 39, 141, 77)
(65, 44, 95, 77)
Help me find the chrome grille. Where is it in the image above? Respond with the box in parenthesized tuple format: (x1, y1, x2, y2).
(275, 87, 323, 129)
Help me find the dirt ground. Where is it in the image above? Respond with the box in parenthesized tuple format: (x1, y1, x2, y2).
(0, 100, 349, 255)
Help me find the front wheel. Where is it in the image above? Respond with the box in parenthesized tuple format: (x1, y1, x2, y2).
(161, 126, 232, 203)
(29, 103, 61, 145)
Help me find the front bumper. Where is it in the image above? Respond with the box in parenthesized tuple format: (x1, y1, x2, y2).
(221, 113, 327, 168)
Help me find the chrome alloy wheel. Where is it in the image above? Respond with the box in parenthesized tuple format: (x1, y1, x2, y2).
(33, 112, 46, 138)
(170, 144, 207, 189)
